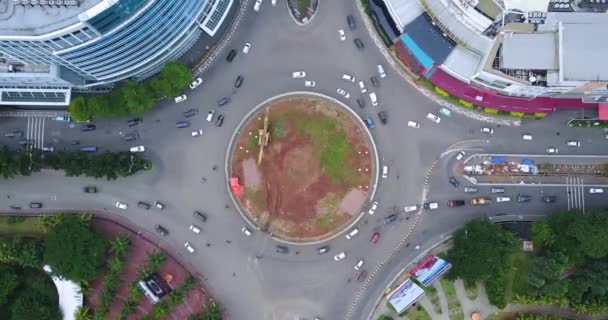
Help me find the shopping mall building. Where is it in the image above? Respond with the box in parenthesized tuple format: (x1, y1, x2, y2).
(0, 0, 233, 106)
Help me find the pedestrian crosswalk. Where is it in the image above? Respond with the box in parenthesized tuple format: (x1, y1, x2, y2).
(26, 117, 46, 150)
(565, 176, 585, 213)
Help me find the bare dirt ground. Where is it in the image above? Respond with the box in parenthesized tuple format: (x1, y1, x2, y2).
(86, 216, 209, 319)
(230, 96, 373, 241)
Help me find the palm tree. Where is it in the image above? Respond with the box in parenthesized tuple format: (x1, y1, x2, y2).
(146, 251, 166, 272)
(110, 235, 131, 257)
(204, 302, 221, 320)
(73, 306, 92, 320)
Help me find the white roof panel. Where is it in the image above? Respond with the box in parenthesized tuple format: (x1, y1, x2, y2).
(500, 32, 557, 69)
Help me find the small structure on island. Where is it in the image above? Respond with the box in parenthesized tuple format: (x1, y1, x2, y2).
(471, 311, 481, 320)
(43, 265, 83, 320)
(138, 273, 173, 304)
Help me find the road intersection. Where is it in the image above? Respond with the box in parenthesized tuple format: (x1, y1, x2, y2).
(1, 1, 608, 320)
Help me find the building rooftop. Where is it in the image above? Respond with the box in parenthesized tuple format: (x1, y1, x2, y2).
(561, 22, 608, 81)
(500, 32, 558, 70)
(0, 0, 103, 38)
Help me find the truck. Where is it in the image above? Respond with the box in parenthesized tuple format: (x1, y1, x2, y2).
(471, 197, 491, 205)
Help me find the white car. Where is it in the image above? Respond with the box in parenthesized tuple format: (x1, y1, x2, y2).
(456, 151, 465, 160)
(358, 81, 367, 93)
(522, 134, 533, 141)
(354, 259, 365, 270)
(546, 147, 559, 154)
(334, 252, 346, 261)
(377, 64, 386, 78)
(115, 201, 128, 210)
(368, 201, 379, 215)
(242, 42, 251, 54)
(345, 228, 359, 240)
(253, 0, 262, 12)
(336, 88, 350, 99)
(338, 29, 346, 41)
(426, 113, 441, 123)
(369, 92, 378, 106)
(189, 78, 203, 89)
(191, 129, 203, 137)
(174, 95, 187, 103)
(207, 110, 215, 122)
(496, 196, 511, 203)
(241, 226, 252, 236)
(292, 71, 306, 78)
(129, 145, 145, 153)
(382, 165, 388, 179)
(342, 74, 356, 83)
(189, 224, 201, 234)
(589, 188, 604, 194)
(305, 80, 316, 87)
(481, 127, 494, 134)
(407, 121, 420, 128)
(439, 107, 452, 117)
(184, 242, 195, 253)
(271, 0, 277, 5)
(567, 140, 581, 147)
(404, 205, 418, 212)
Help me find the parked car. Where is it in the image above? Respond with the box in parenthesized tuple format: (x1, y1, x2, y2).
(471, 197, 491, 205)
(30, 202, 43, 209)
(115, 201, 128, 210)
(517, 194, 531, 202)
(174, 95, 187, 103)
(226, 49, 237, 62)
(456, 151, 465, 160)
(368, 201, 379, 215)
(189, 77, 203, 89)
(496, 196, 511, 203)
(305, 80, 316, 87)
(354, 38, 364, 49)
(155, 225, 168, 236)
(80, 123, 96, 132)
(424, 202, 439, 209)
(129, 145, 145, 153)
(217, 97, 231, 106)
(407, 121, 420, 128)
(241, 226, 252, 236)
(137, 201, 151, 210)
(354, 259, 365, 270)
(338, 29, 346, 41)
(234, 75, 244, 88)
(127, 118, 142, 126)
(426, 113, 441, 123)
(242, 42, 251, 54)
(464, 186, 478, 193)
(336, 88, 350, 98)
(183, 108, 199, 118)
(378, 111, 388, 124)
(84, 186, 97, 193)
(491, 187, 505, 193)
(546, 147, 559, 154)
(334, 252, 346, 261)
(193, 211, 208, 222)
(522, 133, 533, 141)
(318, 246, 329, 254)
(184, 242, 195, 253)
(154, 201, 165, 210)
(404, 205, 418, 212)
(589, 188, 604, 194)
(449, 176, 460, 188)
(215, 114, 225, 127)
(189, 224, 201, 234)
(447, 200, 465, 207)
(347, 15, 356, 29)
(370, 232, 380, 244)
(345, 228, 359, 240)
(276, 245, 289, 254)
(176, 121, 190, 128)
(192, 129, 203, 137)
(383, 214, 397, 224)
(292, 71, 306, 78)
(480, 127, 494, 134)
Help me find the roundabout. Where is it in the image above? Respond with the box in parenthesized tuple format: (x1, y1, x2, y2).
(228, 93, 376, 242)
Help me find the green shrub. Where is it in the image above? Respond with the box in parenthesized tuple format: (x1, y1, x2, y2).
(483, 107, 499, 114)
(434, 87, 450, 97)
(459, 99, 474, 107)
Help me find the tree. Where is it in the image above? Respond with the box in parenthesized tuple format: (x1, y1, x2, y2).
(10, 289, 62, 320)
(159, 61, 192, 97)
(0, 265, 19, 305)
(110, 235, 131, 258)
(526, 252, 569, 298)
(121, 80, 155, 115)
(68, 96, 90, 122)
(0, 146, 19, 179)
(567, 260, 608, 304)
(567, 213, 608, 259)
(148, 77, 173, 98)
(74, 306, 92, 320)
(87, 95, 112, 118)
(0, 237, 44, 267)
(44, 216, 106, 282)
(531, 221, 554, 247)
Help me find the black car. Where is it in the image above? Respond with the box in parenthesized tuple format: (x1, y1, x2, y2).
(19, 139, 34, 146)
(193, 211, 208, 222)
(357, 98, 365, 108)
(84, 186, 97, 193)
(276, 245, 289, 254)
(354, 38, 364, 49)
(378, 111, 387, 124)
(449, 176, 460, 188)
(383, 214, 397, 224)
(137, 201, 151, 210)
(226, 49, 237, 62)
(370, 76, 380, 87)
(29, 202, 42, 209)
(542, 196, 556, 203)
(155, 225, 169, 236)
(176, 120, 190, 128)
(517, 194, 531, 202)
(217, 97, 231, 106)
(183, 108, 199, 118)
(347, 15, 356, 30)
(127, 118, 142, 126)
(234, 75, 244, 88)
(80, 123, 96, 132)
(4, 130, 22, 138)
(216, 114, 225, 127)
(124, 132, 139, 142)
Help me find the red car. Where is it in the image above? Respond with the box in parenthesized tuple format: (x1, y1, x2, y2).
(370, 232, 380, 244)
(356, 270, 367, 282)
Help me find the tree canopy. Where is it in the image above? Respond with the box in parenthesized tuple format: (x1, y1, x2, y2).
(44, 216, 106, 282)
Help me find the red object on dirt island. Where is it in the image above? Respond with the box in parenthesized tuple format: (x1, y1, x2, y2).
(230, 177, 244, 197)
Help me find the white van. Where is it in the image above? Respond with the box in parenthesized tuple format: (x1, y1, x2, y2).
(369, 92, 378, 106)
(522, 134, 533, 141)
(382, 165, 388, 178)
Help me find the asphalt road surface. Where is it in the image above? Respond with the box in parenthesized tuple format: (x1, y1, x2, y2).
(2, 1, 608, 320)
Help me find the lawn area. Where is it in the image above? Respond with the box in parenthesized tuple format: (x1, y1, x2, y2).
(464, 281, 478, 301)
(294, 114, 353, 184)
(404, 304, 432, 320)
(297, 0, 309, 14)
(440, 279, 463, 320)
(0, 216, 46, 237)
(425, 285, 442, 314)
(505, 250, 533, 302)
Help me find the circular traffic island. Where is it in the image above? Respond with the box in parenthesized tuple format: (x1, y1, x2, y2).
(229, 94, 374, 242)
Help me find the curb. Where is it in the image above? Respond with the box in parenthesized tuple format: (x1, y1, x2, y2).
(224, 92, 380, 246)
(286, 0, 320, 26)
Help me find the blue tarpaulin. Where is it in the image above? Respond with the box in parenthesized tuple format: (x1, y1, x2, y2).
(492, 156, 507, 164)
(521, 159, 535, 165)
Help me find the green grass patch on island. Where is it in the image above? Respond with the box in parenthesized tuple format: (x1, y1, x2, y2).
(403, 304, 432, 320)
(505, 250, 533, 301)
(440, 279, 463, 320)
(317, 194, 339, 228)
(293, 114, 354, 184)
(0, 216, 46, 237)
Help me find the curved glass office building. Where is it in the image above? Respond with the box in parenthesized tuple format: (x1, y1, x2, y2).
(0, 0, 233, 106)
